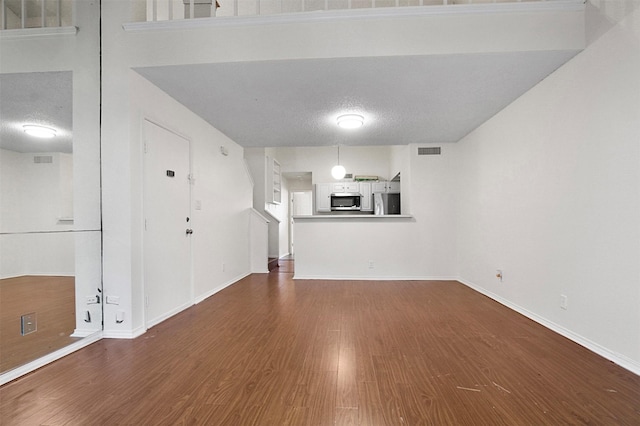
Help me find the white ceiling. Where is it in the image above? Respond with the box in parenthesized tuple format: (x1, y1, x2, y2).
(134, 50, 580, 148)
(0, 71, 73, 153)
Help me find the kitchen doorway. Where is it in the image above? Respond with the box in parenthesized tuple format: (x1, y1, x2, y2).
(283, 172, 313, 259)
(289, 191, 312, 257)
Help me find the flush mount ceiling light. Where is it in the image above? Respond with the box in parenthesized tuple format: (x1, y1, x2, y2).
(337, 114, 364, 129)
(23, 124, 57, 138)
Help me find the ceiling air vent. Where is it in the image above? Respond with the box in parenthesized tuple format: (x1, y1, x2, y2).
(33, 155, 53, 164)
(418, 147, 441, 156)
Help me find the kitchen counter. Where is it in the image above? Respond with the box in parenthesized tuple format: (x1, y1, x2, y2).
(292, 214, 437, 280)
(293, 214, 414, 220)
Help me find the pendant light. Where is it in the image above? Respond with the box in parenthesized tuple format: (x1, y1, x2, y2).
(331, 145, 346, 180)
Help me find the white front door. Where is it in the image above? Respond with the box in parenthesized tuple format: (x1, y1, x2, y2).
(143, 120, 192, 328)
(289, 191, 312, 255)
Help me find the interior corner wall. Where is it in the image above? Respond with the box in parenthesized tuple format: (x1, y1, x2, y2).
(456, 5, 640, 372)
(406, 143, 458, 277)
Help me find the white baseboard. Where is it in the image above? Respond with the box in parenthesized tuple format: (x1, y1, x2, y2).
(458, 278, 640, 377)
(71, 328, 101, 338)
(102, 325, 146, 339)
(146, 301, 193, 329)
(292, 274, 459, 281)
(194, 272, 250, 304)
(0, 331, 103, 386)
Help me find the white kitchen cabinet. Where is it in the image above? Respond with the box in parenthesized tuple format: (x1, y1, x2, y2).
(331, 182, 359, 193)
(372, 181, 400, 193)
(359, 182, 372, 212)
(315, 183, 331, 213)
(388, 181, 400, 192)
(266, 156, 281, 204)
(372, 181, 387, 193)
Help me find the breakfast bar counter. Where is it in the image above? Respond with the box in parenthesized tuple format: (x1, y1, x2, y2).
(292, 214, 451, 280)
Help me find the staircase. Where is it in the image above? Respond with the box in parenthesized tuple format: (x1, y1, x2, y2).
(268, 257, 279, 271)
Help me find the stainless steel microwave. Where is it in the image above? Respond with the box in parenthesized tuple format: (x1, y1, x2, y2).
(330, 193, 361, 211)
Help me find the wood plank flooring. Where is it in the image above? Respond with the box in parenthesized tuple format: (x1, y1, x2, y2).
(0, 276, 78, 373)
(1, 270, 639, 425)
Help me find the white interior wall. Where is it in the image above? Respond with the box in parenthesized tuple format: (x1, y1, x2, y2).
(278, 178, 290, 257)
(124, 1, 584, 64)
(407, 143, 458, 276)
(0, 150, 75, 278)
(273, 145, 396, 183)
(0, 151, 72, 233)
(112, 71, 254, 335)
(456, 3, 640, 373)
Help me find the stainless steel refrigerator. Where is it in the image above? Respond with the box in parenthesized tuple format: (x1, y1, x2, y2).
(373, 192, 401, 215)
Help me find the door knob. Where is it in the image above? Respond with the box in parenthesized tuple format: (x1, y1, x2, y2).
(186, 228, 193, 235)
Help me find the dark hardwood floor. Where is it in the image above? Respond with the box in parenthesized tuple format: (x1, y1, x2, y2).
(1, 269, 639, 425)
(0, 276, 78, 373)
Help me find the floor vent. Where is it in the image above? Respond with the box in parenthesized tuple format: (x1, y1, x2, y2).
(33, 155, 53, 164)
(418, 147, 441, 156)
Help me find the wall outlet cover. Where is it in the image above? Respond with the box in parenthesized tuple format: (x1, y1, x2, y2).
(21, 313, 37, 335)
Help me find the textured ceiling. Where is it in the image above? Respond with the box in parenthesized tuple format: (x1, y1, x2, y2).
(0, 72, 73, 153)
(135, 50, 579, 148)
(0, 49, 579, 155)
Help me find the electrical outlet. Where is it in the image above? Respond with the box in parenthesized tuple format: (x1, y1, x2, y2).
(222, 263, 225, 272)
(560, 294, 568, 310)
(368, 260, 374, 269)
(106, 295, 120, 305)
(496, 269, 503, 281)
(21, 313, 37, 335)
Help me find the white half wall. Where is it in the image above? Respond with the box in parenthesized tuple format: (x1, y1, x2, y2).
(456, 3, 640, 372)
(294, 216, 456, 280)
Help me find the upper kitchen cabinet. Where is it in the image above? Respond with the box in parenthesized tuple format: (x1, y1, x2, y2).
(372, 181, 400, 193)
(266, 156, 281, 204)
(331, 182, 359, 193)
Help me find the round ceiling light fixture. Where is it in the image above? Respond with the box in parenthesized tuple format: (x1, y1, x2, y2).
(23, 124, 57, 138)
(337, 114, 364, 129)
